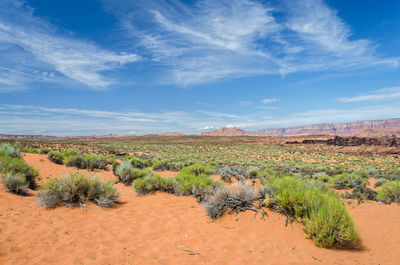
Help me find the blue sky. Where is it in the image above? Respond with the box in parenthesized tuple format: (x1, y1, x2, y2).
(0, 0, 399, 135)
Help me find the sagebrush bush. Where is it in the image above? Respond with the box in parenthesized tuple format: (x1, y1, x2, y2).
(64, 154, 86, 168)
(376, 180, 400, 203)
(2, 173, 29, 195)
(48, 151, 64, 164)
(265, 176, 359, 248)
(133, 175, 177, 195)
(37, 171, 119, 208)
(38, 147, 51, 154)
(122, 155, 147, 169)
(0, 143, 21, 158)
(83, 154, 109, 171)
(331, 173, 368, 189)
(180, 162, 216, 176)
(24, 147, 39, 154)
(0, 150, 38, 189)
(202, 181, 259, 219)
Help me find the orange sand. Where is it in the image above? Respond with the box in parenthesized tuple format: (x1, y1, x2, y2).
(0, 154, 399, 264)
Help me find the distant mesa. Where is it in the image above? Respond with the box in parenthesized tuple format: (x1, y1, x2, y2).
(159, 132, 185, 136)
(201, 127, 261, 136)
(201, 118, 400, 137)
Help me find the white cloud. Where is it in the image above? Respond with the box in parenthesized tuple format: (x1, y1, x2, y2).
(106, 0, 398, 86)
(0, 0, 139, 90)
(262, 98, 278, 104)
(338, 86, 400, 103)
(239, 101, 252, 106)
(2, 103, 400, 135)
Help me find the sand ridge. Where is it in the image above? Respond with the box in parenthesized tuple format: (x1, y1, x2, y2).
(0, 153, 399, 264)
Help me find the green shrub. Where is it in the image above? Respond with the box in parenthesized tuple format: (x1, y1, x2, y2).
(115, 161, 152, 185)
(265, 176, 359, 248)
(48, 151, 64, 164)
(330, 173, 368, 189)
(38, 147, 51, 154)
(24, 147, 39, 154)
(37, 171, 119, 208)
(83, 154, 109, 171)
(0, 151, 38, 189)
(64, 154, 86, 168)
(122, 155, 147, 169)
(0, 143, 21, 158)
(376, 180, 400, 203)
(180, 162, 216, 176)
(133, 175, 176, 195)
(61, 149, 80, 157)
(174, 172, 218, 198)
(2, 173, 29, 195)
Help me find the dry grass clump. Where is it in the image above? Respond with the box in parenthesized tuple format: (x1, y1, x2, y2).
(37, 171, 119, 208)
(202, 181, 260, 219)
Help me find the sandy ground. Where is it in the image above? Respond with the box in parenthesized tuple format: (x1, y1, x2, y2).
(0, 154, 399, 265)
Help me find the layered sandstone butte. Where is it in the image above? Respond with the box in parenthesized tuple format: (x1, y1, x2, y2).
(257, 118, 400, 136)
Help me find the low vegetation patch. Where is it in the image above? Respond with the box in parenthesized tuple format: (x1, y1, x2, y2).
(376, 180, 400, 203)
(0, 143, 38, 192)
(2, 173, 29, 195)
(37, 171, 120, 208)
(264, 176, 359, 248)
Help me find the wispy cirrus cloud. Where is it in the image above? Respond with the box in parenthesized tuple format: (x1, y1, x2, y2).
(105, 0, 398, 86)
(338, 86, 400, 103)
(0, 0, 139, 90)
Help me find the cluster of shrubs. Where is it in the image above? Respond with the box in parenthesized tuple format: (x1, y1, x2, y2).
(262, 176, 359, 248)
(48, 149, 112, 170)
(37, 171, 119, 208)
(114, 160, 153, 185)
(0, 143, 38, 195)
(23, 147, 51, 154)
(151, 158, 191, 171)
(376, 180, 400, 203)
(132, 162, 222, 201)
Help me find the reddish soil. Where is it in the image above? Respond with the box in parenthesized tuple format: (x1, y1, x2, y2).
(0, 154, 399, 264)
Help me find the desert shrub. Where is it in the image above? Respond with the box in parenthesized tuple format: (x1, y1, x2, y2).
(344, 185, 377, 201)
(38, 147, 51, 154)
(61, 148, 80, 157)
(115, 160, 133, 184)
(2, 173, 29, 195)
(374, 178, 388, 188)
(115, 161, 152, 185)
(0, 151, 38, 189)
(37, 171, 119, 208)
(47, 151, 64, 164)
(112, 160, 120, 173)
(151, 159, 190, 171)
(133, 175, 177, 195)
(330, 174, 368, 189)
(264, 176, 359, 248)
(133, 171, 221, 199)
(84, 154, 109, 170)
(174, 172, 219, 198)
(64, 154, 86, 168)
(0, 143, 21, 158)
(181, 162, 216, 176)
(24, 147, 39, 154)
(202, 181, 259, 219)
(122, 155, 148, 169)
(376, 180, 400, 203)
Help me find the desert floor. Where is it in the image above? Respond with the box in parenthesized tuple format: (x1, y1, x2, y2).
(1, 153, 399, 265)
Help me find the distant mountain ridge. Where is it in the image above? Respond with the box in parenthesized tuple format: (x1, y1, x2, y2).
(201, 118, 400, 136)
(257, 118, 400, 136)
